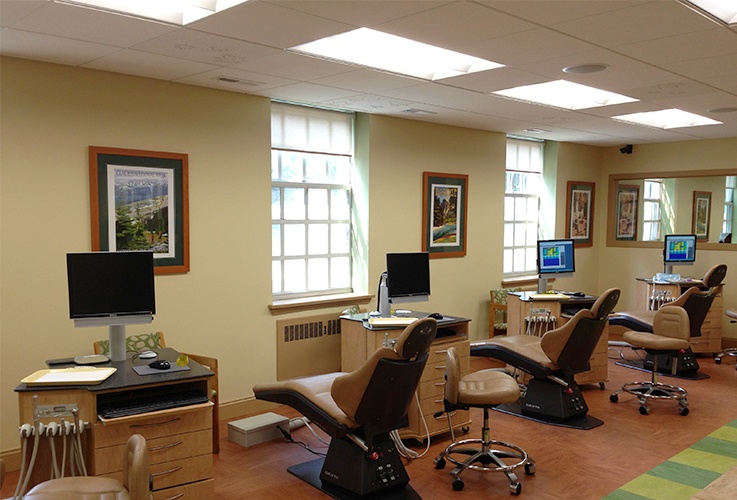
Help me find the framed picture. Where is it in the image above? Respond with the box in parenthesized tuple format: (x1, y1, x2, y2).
(565, 181, 595, 247)
(616, 185, 639, 240)
(89, 146, 190, 274)
(692, 191, 711, 241)
(422, 172, 468, 258)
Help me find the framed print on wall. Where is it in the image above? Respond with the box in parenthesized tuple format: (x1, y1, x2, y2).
(565, 181, 595, 247)
(422, 172, 468, 258)
(616, 185, 639, 241)
(692, 190, 711, 241)
(89, 146, 190, 274)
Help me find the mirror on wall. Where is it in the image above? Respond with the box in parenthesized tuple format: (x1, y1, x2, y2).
(607, 169, 737, 250)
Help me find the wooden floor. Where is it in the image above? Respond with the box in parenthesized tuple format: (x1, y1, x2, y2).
(4, 351, 737, 499)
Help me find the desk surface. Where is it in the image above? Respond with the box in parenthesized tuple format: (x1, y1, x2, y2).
(342, 311, 471, 330)
(15, 348, 213, 393)
(511, 291, 597, 303)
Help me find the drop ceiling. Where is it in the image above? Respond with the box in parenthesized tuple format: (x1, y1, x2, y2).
(2, 0, 737, 146)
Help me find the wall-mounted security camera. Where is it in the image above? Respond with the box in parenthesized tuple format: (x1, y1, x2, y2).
(619, 144, 633, 154)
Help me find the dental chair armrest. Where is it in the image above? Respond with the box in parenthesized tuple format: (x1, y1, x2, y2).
(471, 339, 554, 379)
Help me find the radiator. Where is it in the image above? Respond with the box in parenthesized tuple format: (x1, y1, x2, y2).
(276, 312, 342, 380)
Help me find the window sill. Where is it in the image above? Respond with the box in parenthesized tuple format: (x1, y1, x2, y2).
(269, 293, 373, 316)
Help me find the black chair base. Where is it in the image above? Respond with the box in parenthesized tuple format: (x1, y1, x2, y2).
(714, 348, 737, 369)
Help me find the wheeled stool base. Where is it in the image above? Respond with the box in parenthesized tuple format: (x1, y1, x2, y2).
(434, 438, 535, 495)
(611, 380, 689, 415)
(714, 348, 737, 369)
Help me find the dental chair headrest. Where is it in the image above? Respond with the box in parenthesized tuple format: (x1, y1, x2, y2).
(393, 318, 437, 359)
(703, 264, 727, 289)
(591, 288, 621, 319)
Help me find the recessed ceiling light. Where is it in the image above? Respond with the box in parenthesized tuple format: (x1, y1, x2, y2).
(708, 107, 737, 113)
(493, 80, 637, 110)
(681, 1, 737, 27)
(55, 0, 249, 25)
(562, 63, 609, 74)
(290, 28, 504, 81)
(612, 109, 722, 129)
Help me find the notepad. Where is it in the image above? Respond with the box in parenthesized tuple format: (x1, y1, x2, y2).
(21, 367, 117, 386)
(367, 317, 418, 327)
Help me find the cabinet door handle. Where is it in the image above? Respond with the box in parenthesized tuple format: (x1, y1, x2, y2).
(152, 465, 183, 477)
(162, 494, 184, 500)
(149, 440, 182, 452)
(130, 417, 181, 429)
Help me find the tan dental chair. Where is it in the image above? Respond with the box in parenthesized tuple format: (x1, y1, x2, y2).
(24, 434, 152, 500)
(434, 347, 534, 495)
(253, 318, 437, 498)
(610, 264, 727, 374)
(471, 288, 620, 426)
(610, 306, 691, 415)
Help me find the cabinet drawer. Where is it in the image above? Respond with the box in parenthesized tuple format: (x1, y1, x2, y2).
(95, 404, 212, 448)
(427, 341, 470, 366)
(690, 337, 721, 353)
(151, 454, 213, 491)
(153, 478, 214, 500)
(95, 429, 212, 475)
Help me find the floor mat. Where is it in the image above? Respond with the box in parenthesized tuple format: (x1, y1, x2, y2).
(615, 359, 710, 380)
(493, 401, 604, 430)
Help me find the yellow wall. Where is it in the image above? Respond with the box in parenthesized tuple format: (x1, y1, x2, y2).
(3, 56, 737, 455)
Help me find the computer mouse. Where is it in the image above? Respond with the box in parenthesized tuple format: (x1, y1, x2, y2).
(428, 312, 443, 320)
(139, 350, 157, 359)
(149, 360, 170, 370)
(572, 292, 585, 297)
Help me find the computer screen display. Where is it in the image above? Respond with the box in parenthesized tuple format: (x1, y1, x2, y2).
(537, 239, 575, 275)
(664, 234, 696, 264)
(67, 251, 155, 320)
(386, 252, 430, 303)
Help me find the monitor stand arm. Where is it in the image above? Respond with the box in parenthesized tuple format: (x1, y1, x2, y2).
(108, 325, 127, 362)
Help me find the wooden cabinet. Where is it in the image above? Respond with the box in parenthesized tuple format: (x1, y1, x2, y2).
(507, 293, 608, 387)
(16, 348, 215, 495)
(340, 315, 471, 441)
(635, 279, 723, 353)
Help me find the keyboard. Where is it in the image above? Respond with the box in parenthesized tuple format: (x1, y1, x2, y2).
(98, 390, 209, 418)
(368, 317, 418, 327)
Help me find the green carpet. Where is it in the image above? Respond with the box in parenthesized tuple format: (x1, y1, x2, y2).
(603, 418, 737, 500)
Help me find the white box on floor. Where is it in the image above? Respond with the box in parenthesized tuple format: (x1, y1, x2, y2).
(228, 412, 289, 447)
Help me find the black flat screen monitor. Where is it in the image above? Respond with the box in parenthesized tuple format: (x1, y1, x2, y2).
(67, 251, 155, 361)
(537, 239, 575, 276)
(663, 234, 696, 273)
(386, 252, 430, 304)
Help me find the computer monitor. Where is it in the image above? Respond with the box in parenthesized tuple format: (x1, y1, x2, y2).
(374, 252, 430, 316)
(663, 234, 696, 275)
(536, 239, 575, 293)
(67, 251, 155, 361)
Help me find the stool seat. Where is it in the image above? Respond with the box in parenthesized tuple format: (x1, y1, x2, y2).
(458, 369, 520, 406)
(622, 331, 690, 351)
(25, 477, 129, 500)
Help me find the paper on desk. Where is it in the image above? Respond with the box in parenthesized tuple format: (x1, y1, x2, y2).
(21, 366, 117, 386)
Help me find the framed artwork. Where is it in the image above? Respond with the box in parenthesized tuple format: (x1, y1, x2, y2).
(616, 185, 639, 240)
(565, 181, 595, 247)
(89, 146, 190, 274)
(422, 172, 468, 258)
(692, 191, 711, 241)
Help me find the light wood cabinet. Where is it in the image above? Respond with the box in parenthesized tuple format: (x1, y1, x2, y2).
(507, 293, 608, 387)
(635, 279, 723, 354)
(16, 348, 215, 496)
(340, 315, 471, 441)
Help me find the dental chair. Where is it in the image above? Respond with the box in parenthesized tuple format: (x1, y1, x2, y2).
(470, 288, 620, 426)
(610, 264, 727, 375)
(253, 318, 437, 498)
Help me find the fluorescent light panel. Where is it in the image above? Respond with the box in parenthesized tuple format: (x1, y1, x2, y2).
(493, 80, 637, 110)
(683, 0, 737, 26)
(612, 109, 722, 129)
(290, 28, 503, 81)
(56, 0, 248, 25)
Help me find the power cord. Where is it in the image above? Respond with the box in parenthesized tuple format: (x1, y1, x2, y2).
(276, 420, 326, 457)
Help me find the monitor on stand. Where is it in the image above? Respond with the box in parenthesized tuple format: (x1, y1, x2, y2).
(374, 252, 430, 317)
(537, 239, 575, 293)
(663, 234, 696, 276)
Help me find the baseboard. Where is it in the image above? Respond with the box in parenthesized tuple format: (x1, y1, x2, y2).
(721, 337, 737, 350)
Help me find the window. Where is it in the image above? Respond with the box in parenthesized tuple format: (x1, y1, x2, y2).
(503, 138, 543, 276)
(271, 103, 354, 299)
(724, 176, 735, 235)
(642, 179, 662, 241)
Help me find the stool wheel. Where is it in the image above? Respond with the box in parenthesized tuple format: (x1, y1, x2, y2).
(434, 457, 446, 470)
(452, 478, 464, 491)
(715, 357, 722, 364)
(679, 406, 690, 416)
(525, 462, 536, 475)
(510, 482, 522, 495)
(599, 382, 605, 390)
(610, 394, 619, 403)
(639, 405, 649, 415)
